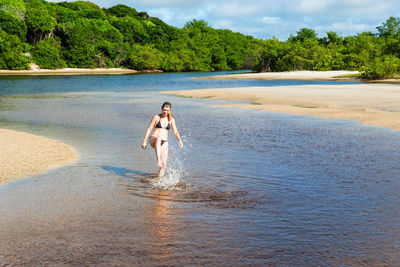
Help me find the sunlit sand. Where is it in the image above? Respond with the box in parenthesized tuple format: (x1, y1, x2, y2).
(199, 70, 360, 81)
(0, 129, 79, 184)
(164, 74, 400, 131)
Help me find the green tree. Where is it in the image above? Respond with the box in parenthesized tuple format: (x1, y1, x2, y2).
(32, 37, 66, 69)
(147, 17, 180, 49)
(58, 1, 102, 12)
(25, 0, 57, 44)
(54, 1, 106, 21)
(158, 32, 194, 71)
(0, 30, 29, 69)
(110, 16, 149, 44)
(278, 39, 317, 71)
(160, 51, 184, 71)
(50, 4, 78, 24)
(376, 17, 400, 57)
(377, 17, 400, 37)
(0, 9, 27, 41)
(214, 29, 252, 70)
(252, 38, 283, 72)
(289, 28, 318, 43)
(313, 46, 345, 70)
(183, 19, 214, 71)
(361, 55, 400, 79)
(0, 0, 26, 20)
(104, 4, 138, 18)
(126, 44, 163, 70)
(60, 18, 123, 67)
(320, 31, 343, 46)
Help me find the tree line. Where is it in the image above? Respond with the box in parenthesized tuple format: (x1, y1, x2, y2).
(0, 0, 255, 72)
(252, 21, 400, 79)
(0, 0, 399, 79)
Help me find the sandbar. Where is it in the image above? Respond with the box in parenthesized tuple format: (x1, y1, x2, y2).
(0, 68, 161, 76)
(163, 83, 400, 131)
(0, 129, 79, 184)
(199, 70, 361, 81)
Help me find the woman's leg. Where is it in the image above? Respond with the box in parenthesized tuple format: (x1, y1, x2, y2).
(158, 142, 168, 177)
(149, 137, 162, 168)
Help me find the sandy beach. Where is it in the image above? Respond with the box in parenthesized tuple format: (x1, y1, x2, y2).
(200, 70, 361, 81)
(0, 68, 161, 76)
(163, 81, 400, 131)
(0, 129, 78, 184)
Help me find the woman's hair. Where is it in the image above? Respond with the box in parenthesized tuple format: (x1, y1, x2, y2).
(162, 102, 173, 121)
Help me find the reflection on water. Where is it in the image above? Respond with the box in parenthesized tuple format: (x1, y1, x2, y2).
(0, 73, 399, 265)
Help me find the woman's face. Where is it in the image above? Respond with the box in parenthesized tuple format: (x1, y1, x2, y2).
(161, 106, 170, 117)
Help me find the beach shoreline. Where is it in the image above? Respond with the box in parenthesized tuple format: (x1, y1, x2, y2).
(198, 70, 400, 83)
(198, 70, 360, 81)
(0, 129, 79, 184)
(0, 68, 162, 76)
(163, 82, 400, 131)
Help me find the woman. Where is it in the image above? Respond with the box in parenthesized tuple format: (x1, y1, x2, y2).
(142, 102, 183, 178)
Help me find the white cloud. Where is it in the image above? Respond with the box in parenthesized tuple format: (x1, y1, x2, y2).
(296, 0, 333, 13)
(213, 19, 233, 29)
(214, 3, 259, 17)
(315, 21, 376, 36)
(106, 0, 214, 9)
(261, 16, 280, 25)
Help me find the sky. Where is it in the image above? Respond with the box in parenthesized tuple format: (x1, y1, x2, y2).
(47, 0, 400, 40)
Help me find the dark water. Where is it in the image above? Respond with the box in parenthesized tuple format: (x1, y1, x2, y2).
(0, 72, 399, 266)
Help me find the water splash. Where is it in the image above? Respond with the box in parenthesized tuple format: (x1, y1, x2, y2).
(148, 173, 181, 189)
(149, 141, 190, 190)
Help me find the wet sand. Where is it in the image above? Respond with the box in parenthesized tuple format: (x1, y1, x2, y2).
(0, 129, 78, 184)
(0, 68, 161, 76)
(163, 83, 400, 131)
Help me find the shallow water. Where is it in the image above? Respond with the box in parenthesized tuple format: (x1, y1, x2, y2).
(0, 73, 399, 266)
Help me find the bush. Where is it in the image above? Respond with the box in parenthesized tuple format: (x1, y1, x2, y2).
(25, 0, 57, 44)
(0, 9, 27, 41)
(60, 18, 123, 68)
(161, 51, 185, 71)
(126, 44, 162, 70)
(0, 30, 29, 69)
(360, 55, 400, 79)
(32, 38, 66, 69)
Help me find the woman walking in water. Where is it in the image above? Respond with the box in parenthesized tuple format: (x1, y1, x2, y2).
(142, 102, 183, 178)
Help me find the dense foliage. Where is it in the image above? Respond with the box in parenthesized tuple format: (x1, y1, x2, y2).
(252, 22, 400, 79)
(0, 0, 399, 79)
(0, 30, 29, 69)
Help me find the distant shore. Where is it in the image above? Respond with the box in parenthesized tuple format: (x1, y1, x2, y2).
(198, 70, 359, 81)
(163, 73, 400, 131)
(0, 68, 161, 76)
(199, 70, 400, 83)
(0, 129, 79, 184)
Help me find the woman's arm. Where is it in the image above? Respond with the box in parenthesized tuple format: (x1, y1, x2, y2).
(142, 115, 157, 149)
(171, 118, 183, 149)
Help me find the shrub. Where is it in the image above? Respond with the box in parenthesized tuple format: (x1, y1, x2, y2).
(32, 38, 66, 69)
(126, 44, 162, 70)
(360, 55, 400, 79)
(0, 30, 29, 69)
(0, 9, 27, 41)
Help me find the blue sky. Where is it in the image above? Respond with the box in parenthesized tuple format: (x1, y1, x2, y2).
(48, 0, 400, 40)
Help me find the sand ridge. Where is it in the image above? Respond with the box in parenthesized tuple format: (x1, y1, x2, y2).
(0, 129, 79, 184)
(0, 68, 162, 76)
(199, 70, 361, 81)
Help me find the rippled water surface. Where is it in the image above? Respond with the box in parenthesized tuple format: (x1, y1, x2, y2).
(0, 73, 399, 266)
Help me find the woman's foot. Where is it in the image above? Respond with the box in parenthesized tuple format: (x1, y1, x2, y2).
(158, 167, 165, 178)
